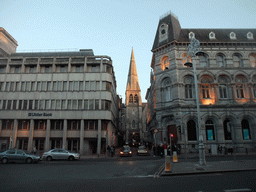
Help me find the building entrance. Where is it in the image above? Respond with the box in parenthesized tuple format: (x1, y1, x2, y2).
(167, 125, 177, 146)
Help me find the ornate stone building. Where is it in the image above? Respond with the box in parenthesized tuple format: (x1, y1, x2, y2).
(146, 12, 256, 154)
(124, 49, 147, 145)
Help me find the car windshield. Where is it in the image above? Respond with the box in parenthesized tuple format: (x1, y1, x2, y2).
(138, 146, 145, 149)
(123, 146, 130, 151)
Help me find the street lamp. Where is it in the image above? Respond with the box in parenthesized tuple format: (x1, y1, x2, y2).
(184, 37, 206, 166)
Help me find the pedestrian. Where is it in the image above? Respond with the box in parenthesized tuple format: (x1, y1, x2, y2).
(110, 146, 114, 157)
(107, 145, 110, 157)
(33, 147, 37, 155)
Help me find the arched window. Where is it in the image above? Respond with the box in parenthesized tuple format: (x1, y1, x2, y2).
(132, 120, 135, 128)
(201, 76, 213, 99)
(129, 94, 133, 103)
(187, 120, 197, 141)
(241, 119, 251, 140)
(233, 54, 243, 67)
(162, 78, 172, 101)
(134, 94, 138, 103)
(205, 120, 215, 140)
(223, 119, 232, 140)
(218, 76, 230, 99)
(161, 56, 169, 71)
(235, 75, 247, 99)
(199, 53, 208, 67)
(249, 54, 256, 67)
(184, 76, 194, 99)
(216, 53, 226, 67)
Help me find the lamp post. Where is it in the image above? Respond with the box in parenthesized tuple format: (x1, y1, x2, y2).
(184, 37, 206, 166)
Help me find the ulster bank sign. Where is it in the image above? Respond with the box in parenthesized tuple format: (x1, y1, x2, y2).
(28, 113, 52, 117)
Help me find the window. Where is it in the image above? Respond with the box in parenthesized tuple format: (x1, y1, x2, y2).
(18, 139, 28, 150)
(7, 100, 12, 109)
(18, 120, 30, 130)
(218, 76, 230, 99)
(51, 100, 55, 109)
(90, 81, 95, 91)
(15, 82, 20, 91)
(31, 82, 36, 91)
(10, 82, 14, 91)
(249, 54, 256, 67)
(236, 85, 244, 98)
(56, 100, 61, 109)
(78, 100, 83, 109)
(67, 100, 72, 109)
(87, 120, 98, 130)
(69, 81, 73, 91)
(58, 65, 68, 73)
(45, 100, 50, 109)
(51, 139, 62, 149)
(72, 100, 77, 109)
(102, 100, 111, 110)
(95, 99, 99, 110)
(216, 54, 226, 67)
(219, 85, 228, 99)
(241, 119, 251, 140)
(199, 53, 208, 67)
(68, 139, 80, 152)
(185, 85, 193, 98)
(134, 94, 138, 103)
(44, 65, 52, 73)
(39, 100, 44, 109)
(129, 94, 133, 103)
(102, 81, 111, 91)
(52, 81, 57, 91)
(37, 82, 41, 91)
(67, 120, 81, 130)
(0, 82, 4, 91)
(57, 81, 62, 91)
(34, 120, 47, 130)
(187, 120, 197, 141)
(34, 139, 45, 151)
(101, 120, 108, 130)
(47, 82, 51, 91)
(42, 81, 47, 91)
(96, 81, 100, 90)
(202, 85, 210, 99)
(2, 100, 6, 109)
(84, 99, 88, 109)
(88, 64, 100, 72)
(63, 81, 67, 91)
(5, 82, 9, 91)
(2, 120, 14, 130)
(61, 100, 66, 109)
(26, 82, 31, 91)
(13, 100, 17, 109)
(85, 81, 90, 91)
(0, 66, 6, 73)
(25, 65, 36, 73)
(89, 99, 94, 110)
(223, 120, 232, 140)
(51, 120, 64, 130)
(205, 120, 215, 140)
(34, 100, 38, 110)
(161, 56, 169, 71)
(29, 100, 33, 109)
(162, 78, 171, 101)
(79, 81, 83, 91)
(74, 81, 79, 91)
(23, 100, 28, 110)
(233, 54, 242, 67)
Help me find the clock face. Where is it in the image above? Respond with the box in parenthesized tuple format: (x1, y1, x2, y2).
(161, 29, 166, 34)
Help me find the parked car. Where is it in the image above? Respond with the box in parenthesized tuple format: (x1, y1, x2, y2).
(119, 145, 132, 157)
(137, 146, 148, 156)
(0, 149, 41, 164)
(42, 148, 80, 161)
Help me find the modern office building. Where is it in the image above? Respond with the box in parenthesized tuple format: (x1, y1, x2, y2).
(0, 27, 119, 155)
(146, 12, 256, 154)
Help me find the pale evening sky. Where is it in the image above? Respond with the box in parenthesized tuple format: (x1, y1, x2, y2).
(1, 0, 256, 102)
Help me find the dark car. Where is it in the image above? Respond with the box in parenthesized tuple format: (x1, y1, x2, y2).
(137, 145, 148, 156)
(119, 145, 132, 157)
(0, 149, 41, 164)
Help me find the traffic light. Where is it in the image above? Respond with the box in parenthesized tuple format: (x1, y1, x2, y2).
(171, 134, 174, 138)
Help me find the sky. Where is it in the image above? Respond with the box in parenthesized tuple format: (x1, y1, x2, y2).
(1, 0, 256, 102)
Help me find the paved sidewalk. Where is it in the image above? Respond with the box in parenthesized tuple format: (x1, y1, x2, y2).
(160, 158, 256, 176)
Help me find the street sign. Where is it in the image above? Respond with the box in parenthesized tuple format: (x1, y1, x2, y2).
(154, 129, 158, 133)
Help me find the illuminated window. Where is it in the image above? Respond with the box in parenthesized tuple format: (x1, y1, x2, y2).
(134, 94, 138, 103)
(202, 85, 210, 99)
(218, 76, 230, 99)
(205, 120, 215, 140)
(236, 85, 244, 98)
(161, 56, 169, 71)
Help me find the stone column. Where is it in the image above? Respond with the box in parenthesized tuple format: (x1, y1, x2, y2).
(11, 120, 18, 148)
(62, 119, 67, 149)
(28, 119, 34, 152)
(97, 120, 101, 156)
(216, 122, 225, 144)
(45, 119, 51, 151)
(80, 120, 84, 155)
(234, 123, 243, 143)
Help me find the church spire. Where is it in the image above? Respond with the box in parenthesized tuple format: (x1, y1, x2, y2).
(126, 48, 141, 106)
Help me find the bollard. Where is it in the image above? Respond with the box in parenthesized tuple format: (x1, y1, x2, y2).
(165, 155, 172, 172)
(173, 151, 178, 162)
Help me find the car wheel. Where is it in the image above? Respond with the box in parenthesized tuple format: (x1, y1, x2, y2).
(26, 158, 33, 164)
(1, 158, 8, 164)
(68, 156, 74, 161)
(46, 156, 52, 161)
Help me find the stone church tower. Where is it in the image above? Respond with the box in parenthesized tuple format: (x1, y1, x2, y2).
(125, 48, 144, 145)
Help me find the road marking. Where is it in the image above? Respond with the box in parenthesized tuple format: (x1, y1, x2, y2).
(224, 189, 251, 192)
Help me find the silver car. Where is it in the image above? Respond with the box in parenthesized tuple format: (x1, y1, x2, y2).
(42, 148, 80, 161)
(0, 149, 41, 164)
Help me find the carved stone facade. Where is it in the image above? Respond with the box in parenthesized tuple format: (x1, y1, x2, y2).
(146, 13, 256, 154)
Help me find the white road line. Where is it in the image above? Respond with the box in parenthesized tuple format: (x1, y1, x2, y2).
(224, 189, 251, 192)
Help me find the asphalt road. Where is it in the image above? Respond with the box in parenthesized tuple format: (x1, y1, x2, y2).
(1, 155, 255, 192)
